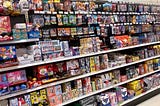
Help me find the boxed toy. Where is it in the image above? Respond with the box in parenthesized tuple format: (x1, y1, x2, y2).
(115, 87, 128, 103)
(0, 74, 9, 96)
(9, 98, 18, 106)
(30, 89, 49, 106)
(108, 92, 118, 106)
(16, 46, 34, 65)
(99, 54, 109, 70)
(0, 16, 13, 42)
(52, 62, 67, 78)
(67, 59, 80, 75)
(27, 23, 40, 39)
(79, 58, 87, 74)
(0, 46, 18, 68)
(127, 80, 142, 92)
(90, 57, 96, 72)
(12, 23, 28, 40)
(27, 45, 42, 62)
(47, 85, 62, 106)
(34, 64, 57, 84)
(7, 70, 28, 93)
(97, 93, 111, 106)
(0, 100, 8, 106)
(94, 56, 100, 71)
(82, 77, 92, 94)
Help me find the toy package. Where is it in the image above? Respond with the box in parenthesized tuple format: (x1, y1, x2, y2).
(0, 46, 18, 68)
(99, 54, 109, 70)
(67, 59, 80, 75)
(47, 85, 62, 106)
(0, 74, 9, 96)
(58, 28, 70, 36)
(102, 2, 112, 12)
(50, 15, 57, 25)
(108, 92, 118, 106)
(9, 94, 32, 106)
(0, 16, 13, 42)
(33, 64, 57, 84)
(62, 15, 69, 25)
(12, 23, 28, 40)
(115, 87, 128, 103)
(32, 15, 44, 27)
(57, 14, 63, 26)
(7, 70, 28, 93)
(82, 77, 92, 95)
(0, 100, 8, 106)
(27, 23, 40, 39)
(97, 93, 111, 106)
(90, 57, 96, 72)
(44, 15, 51, 26)
(27, 45, 42, 62)
(30, 89, 49, 106)
(53, 62, 67, 78)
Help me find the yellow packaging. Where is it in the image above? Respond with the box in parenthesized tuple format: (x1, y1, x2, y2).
(90, 57, 96, 72)
(135, 89, 143, 96)
(127, 80, 141, 91)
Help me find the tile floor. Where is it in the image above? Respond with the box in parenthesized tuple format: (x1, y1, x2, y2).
(137, 94, 160, 106)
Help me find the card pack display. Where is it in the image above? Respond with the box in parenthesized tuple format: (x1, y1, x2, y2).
(47, 85, 63, 106)
(30, 89, 49, 105)
(32, 15, 44, 27)
(67, 59, 80, 75)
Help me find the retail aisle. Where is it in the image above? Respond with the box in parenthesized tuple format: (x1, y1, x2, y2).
(137, 94, 160, 106)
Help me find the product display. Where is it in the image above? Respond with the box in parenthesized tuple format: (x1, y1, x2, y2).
(1, 0, 160, 106)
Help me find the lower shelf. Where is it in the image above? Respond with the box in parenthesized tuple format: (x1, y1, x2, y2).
(120, 85, 160, 106)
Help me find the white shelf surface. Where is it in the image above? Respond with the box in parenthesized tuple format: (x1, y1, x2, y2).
(0, 39, 39, 45)
(0, 65, 159, 102)
(120, 85, 160, 106)
(0, 41, 160, 72)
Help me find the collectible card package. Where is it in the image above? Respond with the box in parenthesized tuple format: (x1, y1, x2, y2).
(30, 89, 48, 105)
(57, 14, 63, 26)
(69, 15, 76, 25)
(63, 15, 69, 25)
(44, 15, 51, 25)
(50, 15, 57, 25)
(50, 28, 57, 37)
(58, 28, 70, 36)
(32, 15, 44, 27)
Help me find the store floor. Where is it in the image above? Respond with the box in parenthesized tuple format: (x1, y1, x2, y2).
(137, 94, 160, 106)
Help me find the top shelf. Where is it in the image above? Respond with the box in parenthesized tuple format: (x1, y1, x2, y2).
(0, 39, 39, 45)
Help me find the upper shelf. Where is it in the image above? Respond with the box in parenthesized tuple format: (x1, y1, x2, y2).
(0, 41, 159, 72)
(0, 39, 39, 45)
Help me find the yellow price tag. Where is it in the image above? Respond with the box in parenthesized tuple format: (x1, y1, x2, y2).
(54, 0, 60, 3)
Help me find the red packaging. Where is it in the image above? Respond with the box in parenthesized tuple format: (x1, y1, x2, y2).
(0, 16, 11, 34)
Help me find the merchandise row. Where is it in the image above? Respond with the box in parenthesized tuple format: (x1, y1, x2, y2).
(1, 62, 160, 106)
(0, 46, 160, 96)
(30, 13, 157, 27)
(1, 0, 160, 15)
(75, 73, 160, 106)
(1, 40, 160, 67)
(1, 15, 160, 42)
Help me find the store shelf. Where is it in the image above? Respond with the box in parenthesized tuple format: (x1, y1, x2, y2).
(60, 69, 160, 106)
(120, 85, 160, 106)
(0, 64, 159, 101)
(0, 39, 39, 45)
(0, 41, 160, 72)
